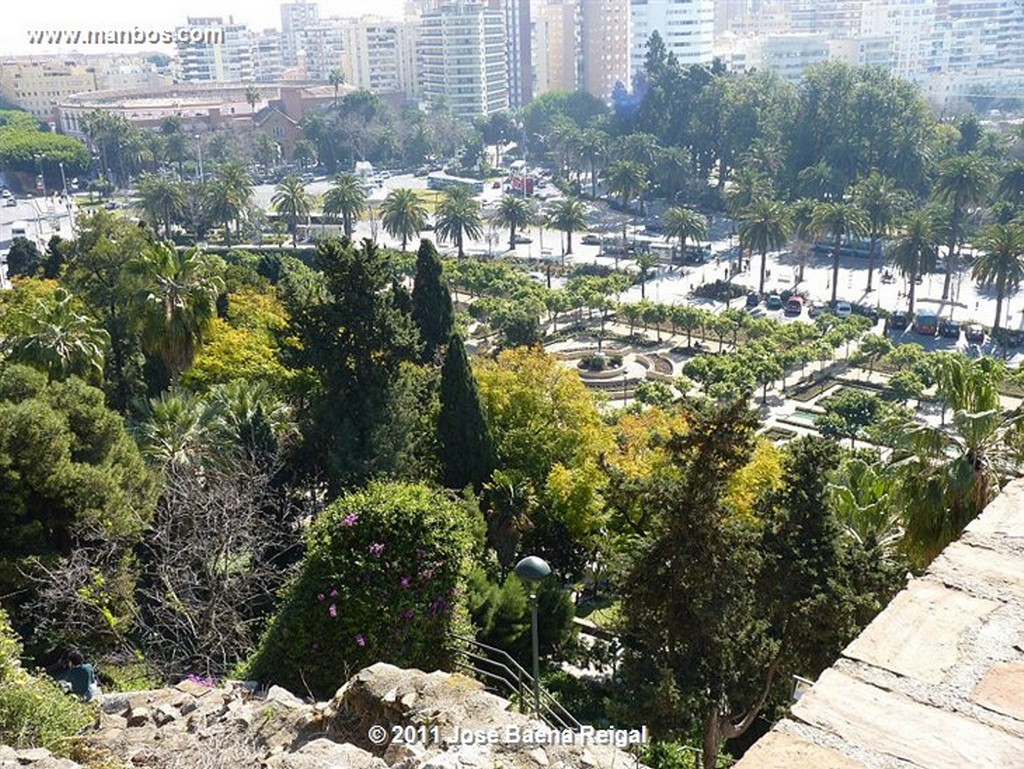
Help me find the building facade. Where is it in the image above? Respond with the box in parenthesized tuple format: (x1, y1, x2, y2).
(630, 0, 715, 77)
(338, 16, 420, 100)
(0, 56, 170, 120)
(532, 0, 580, 95)
(580, 0, 631, 100)
(419, 2, 509, 117)
(176, 17, 255, 83)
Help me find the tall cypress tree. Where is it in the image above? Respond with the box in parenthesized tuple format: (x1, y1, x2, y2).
(412, 238, 454, 360)
(438, 333, 496, 490)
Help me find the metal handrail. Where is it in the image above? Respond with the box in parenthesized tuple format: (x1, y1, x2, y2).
(451, 634, 582, 731)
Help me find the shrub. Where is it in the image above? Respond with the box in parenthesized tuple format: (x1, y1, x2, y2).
(0, 609, 92, 754)
(240, 482, 477, 698)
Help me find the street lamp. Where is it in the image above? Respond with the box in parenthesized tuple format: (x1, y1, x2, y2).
(513, 555, 551, 718)
(34, 153, 46, 198)
(194, 134, 205, 184)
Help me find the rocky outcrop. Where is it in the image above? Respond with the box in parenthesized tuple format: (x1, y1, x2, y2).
(3, 664, 639, 769)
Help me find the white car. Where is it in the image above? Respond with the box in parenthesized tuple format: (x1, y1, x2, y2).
(834, 301, 852, 319)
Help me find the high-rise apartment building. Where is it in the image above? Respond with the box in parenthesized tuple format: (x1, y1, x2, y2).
(630, 0, 715, 77)
(177, 17, 255, 83)
(580, 0, 631, 100)
(419, 2, 509, 117)
(533, 0, 580, 95)
(339, 17, 420, 99)
(253, 30, 286, 83)
(279, 1, 344, 81)
(490, 0, 532, 108)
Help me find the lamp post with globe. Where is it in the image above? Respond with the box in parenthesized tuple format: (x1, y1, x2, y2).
(513, 555, 551, 717)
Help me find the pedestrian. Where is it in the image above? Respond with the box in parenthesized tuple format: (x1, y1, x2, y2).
(58, 650, 102, 701)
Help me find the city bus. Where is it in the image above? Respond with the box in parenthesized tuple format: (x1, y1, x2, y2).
(426, 173, 485, 194)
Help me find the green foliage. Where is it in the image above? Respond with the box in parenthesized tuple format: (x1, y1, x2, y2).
(0, 609, 92, 755)
(817, 389, 882, 443)
(438, 334, 496, 490)
(282, 237, 420, 489)
(0, 121, 90, 176)
(241, 482, 476, 698)
(412, 239, 454, 359)
(0, 366, 156, 621)
(886, 370, 926, 402)
(6, 237, 43, 279)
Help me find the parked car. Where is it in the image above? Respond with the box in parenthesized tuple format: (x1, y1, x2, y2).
(784, 296, 804, 316)
(808, 303, 824, 319)
(994, 328, 1022, 347)
(513, 234, 532, 244)
(833, 301, 852, 319)
(851, 303, 880, 323)
(965, 323, 986, 344)
(913, 311, 939, 336)
(886, 310, 909, 334)
(766, 293, 783, 310)
(745, 292, 760, 308)
(939, 318, 961, 339)
(581, 234, 602, 246)
(4, 197, 15, 207)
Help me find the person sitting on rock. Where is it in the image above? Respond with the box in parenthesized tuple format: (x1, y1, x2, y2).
(58, 650, 101, 701)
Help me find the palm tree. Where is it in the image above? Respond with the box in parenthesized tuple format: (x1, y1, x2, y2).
(579, 126, 608, 199)
(661, 206, 708, 262)
(204, 162, 254, 245)
(135, 389, 224, 470)
(129, 243, 225, 383)
(725, 167, 772, 217)
(738, 199, 791, 296)
(797, 159, 836, 201)
(137, 173, 186, 240)
(328, 68, 345, 107)
(434, 187, 483, 259)
(635, 253, 658, 300)
(998, 160, 1024, 214)
(891, 210, 938, 316)
(933, 153, 994, 300)
(889, 357, 1023, 567)
(494, 194, 535, 251)
(380, 188, 428, 251)
(811, 201, 869, 304)
(854, 172, 907, 292)
(245, 86, 262, 124)
(272, 174, 313, 247)
(322, 172, 367, 238)
(548, 197, 588, 259)
(790, 197, 820, 284)
(3, 287, 109, 383)
(972, 223, 1024, 331)
(605, 160, 648, 214)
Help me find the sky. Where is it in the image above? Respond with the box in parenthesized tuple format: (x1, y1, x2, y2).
(2, 0, 407, 55)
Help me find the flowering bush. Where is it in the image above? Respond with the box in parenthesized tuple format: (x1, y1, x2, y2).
(240, 482, 476, 698)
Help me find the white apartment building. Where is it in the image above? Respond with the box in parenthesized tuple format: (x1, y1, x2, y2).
(630, 0, 715, 77)
(253, 30, 286, 83)
(176, 17, 255, 83)
(279, 1, 345, 81)
(532, 0, 580, 95)
(860, 0, 941, 81)
(419, 2, 509, 117)
(339, 17, 420, 99)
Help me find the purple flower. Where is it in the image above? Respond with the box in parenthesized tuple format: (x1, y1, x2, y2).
(355, 634, 366, 647)
(402, 609, 415, 620)
(329, 604, 337, 618)
(341, 512, 360, 528)
(330, 589, 338, 597)
(368, 542, 384, 556)
(428, 596, 447, 616)
(317, 593, 325, 602)
(400, 576, 411, 588)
